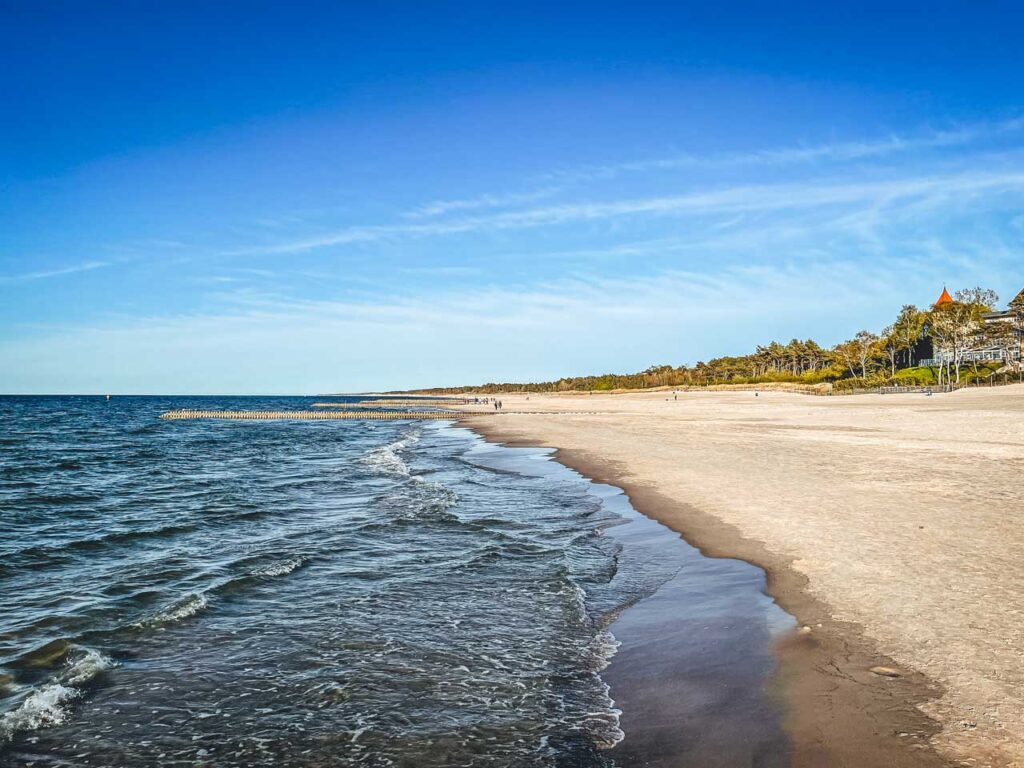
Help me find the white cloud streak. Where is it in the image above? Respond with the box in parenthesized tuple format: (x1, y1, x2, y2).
(227, 167, 1024, 256)
(0, 260, 112, 284)
(5, 254, 1007, 393)
(541, 115, 1024, 182)
(404, 187, 562, 219)
(7, 115, 1024, 393)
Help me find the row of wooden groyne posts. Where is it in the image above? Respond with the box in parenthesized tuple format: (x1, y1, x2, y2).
(311, 403, 475, 409)
(159, 409, 485, 421)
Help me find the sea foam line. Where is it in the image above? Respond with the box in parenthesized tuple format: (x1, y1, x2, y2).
(589, 628, 624, 748)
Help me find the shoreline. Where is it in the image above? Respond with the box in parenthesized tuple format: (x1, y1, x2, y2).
(462, 417, 955, 767)
(470, 430, 796, 766)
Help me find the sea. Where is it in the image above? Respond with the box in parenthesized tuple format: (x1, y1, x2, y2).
(0, 396, 792, 767)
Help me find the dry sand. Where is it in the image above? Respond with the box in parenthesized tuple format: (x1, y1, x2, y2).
(460, 385, 1024, 767)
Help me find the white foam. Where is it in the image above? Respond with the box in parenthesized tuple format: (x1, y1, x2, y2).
(586, 697, 625, 750)
(360, 430, 421, 477)
(592, 629, 621, 672)
(135, 592, 208, 628)
(586, 627, 624, 749)
(63, 648, 115, 686)
(250, 556, 305, 577)
(0, 648, 115, 744)
(410, 476, 459, 509)
(0, 682, 78, 743)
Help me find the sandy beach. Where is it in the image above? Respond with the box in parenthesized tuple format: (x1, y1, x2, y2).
(462, 385, 1024, 767)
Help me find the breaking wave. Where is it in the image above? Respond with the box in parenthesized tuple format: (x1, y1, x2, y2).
(359, 430, 421, 477)
(133, 592, 208, 629)
(250, 556, 305, 577)
(0, 648, 115, 744)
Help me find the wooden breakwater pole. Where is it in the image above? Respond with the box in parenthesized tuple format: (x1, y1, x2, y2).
(311, 400, 471, 408)
(159, 409, 483, 421)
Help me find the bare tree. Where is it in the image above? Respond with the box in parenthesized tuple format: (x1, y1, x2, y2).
(881, 324, 901, 377)
(954, 287, 998, 310)
(853, 330, 880, 379)
(834, 330, 879, 380)
(929, 290, 995, 384)
(832, 340, 861, 380)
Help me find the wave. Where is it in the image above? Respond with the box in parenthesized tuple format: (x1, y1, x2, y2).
(361, 428, 467, 522)
(11, 522, 200, 564)
(249, 556, 305, 577)
(0, 648, 115, 744)
(133, 592, 208, 629)
(585, 627, 624, 749)
(410, 475, 458, 507)
(16, 492, 102, 507)
(62, 648, 114, 686)
(559, 580, 625, 750)
(360, 430, 421, 477)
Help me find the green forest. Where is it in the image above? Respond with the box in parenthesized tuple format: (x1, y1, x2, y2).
(421, 287, 1023, 394)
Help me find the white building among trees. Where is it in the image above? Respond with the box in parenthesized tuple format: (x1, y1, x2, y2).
(921, 287, 1024, 369)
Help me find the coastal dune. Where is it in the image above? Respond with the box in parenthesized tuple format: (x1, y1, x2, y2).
(463, 386, 1024, 767)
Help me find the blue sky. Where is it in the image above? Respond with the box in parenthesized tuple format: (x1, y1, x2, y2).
(3, 2, 1024, 393)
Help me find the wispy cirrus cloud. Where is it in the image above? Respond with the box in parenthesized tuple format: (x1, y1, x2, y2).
(8, 116, 1024, 395)
(193, 113, 1024, 278)
(540, 115, 1024, 182)
(0, 260, 112, 284)
(404, 186, 562, 219)
(4, 253, 1002, 394)
(225, 166, 1024, 256)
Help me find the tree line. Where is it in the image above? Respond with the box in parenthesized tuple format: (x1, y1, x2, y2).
(416, 287, 1021, 394)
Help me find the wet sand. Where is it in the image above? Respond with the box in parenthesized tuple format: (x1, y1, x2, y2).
(464, 436, 796, 766)
(599, 498, 791, 768)
(460, 385, 1024, 767)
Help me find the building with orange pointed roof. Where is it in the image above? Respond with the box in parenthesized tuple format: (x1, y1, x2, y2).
(922, 286, 1024, 369)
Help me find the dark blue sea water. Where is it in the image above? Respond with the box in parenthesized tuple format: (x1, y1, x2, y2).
(0, 396, 792, 767)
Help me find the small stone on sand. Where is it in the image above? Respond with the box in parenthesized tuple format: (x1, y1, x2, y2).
(870, 666, 902, 677)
